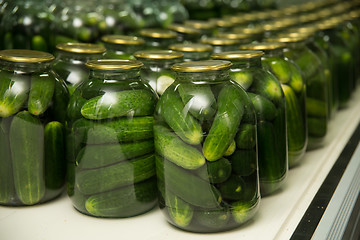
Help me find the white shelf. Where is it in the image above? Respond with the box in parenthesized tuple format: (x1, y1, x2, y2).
(2, 88, 360, 240)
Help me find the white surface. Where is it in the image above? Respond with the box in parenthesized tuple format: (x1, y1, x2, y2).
(1, 89, 360, 240)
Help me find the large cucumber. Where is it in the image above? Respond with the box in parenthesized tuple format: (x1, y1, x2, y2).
(67, 91, 88, 122)
(85, 177, 157, 217)
(218, 174, 248, 201)
(248, 92, 277, 121)
(76, 139, 154, 169)
(203, 84, 245, 161)
(166, 190, 194, 228)
(306, 97, 327, 118)
(308, 117, 327, 138)
(76, 154, 155, 195)
(235, 123, 256, 149)
(229, 150, 257, 176)
(9, 111, 45, 205)
(44, 121, 65, 190)
(156, 86, 203, 145)
(196, 157, 232, 184)
(154, 124, 205, 170)
(288, 63, 304, 93)
(72, 116, 154, 144)
(51, 79, 69, 124)
(249, 71, 283, 104)
(28, 73, 55, 116)
(262, 57, 291, 84)
(80, 89, 156, 120)
(229, 71, 253, 90)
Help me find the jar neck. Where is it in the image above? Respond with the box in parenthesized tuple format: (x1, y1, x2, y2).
(175, 69, 229, 83)
(263, 49, 285, 58)
(0, 60, 51, 73)
(104, 43, 143, 55)
(231, 57, 262, 71)
(89, 68, 141, 82)
(55, 51, 104, 64)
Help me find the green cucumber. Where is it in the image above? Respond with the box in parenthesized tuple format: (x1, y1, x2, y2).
(154, 124, 205, 170)
(262, 58, 291, 84)
(229, 71, 253, 90)
(232, 200, 258, 224)
(31, 35, 48, 52)
(224, 140, 236, 157)
(51, 79, 69, 124)
(67, 91, 88, 122)
(203, 84, 245, 161)
(194, 207, 230, 229)
(177, 83, 217, 121)
(196, 157, 232, 184)
(72, 116, 154, 144)
(28, 74, 55, 116)
(156, 86, 203, 145)
(44, 121, 65, 190)
(156, 156, 222, 208)
(76, 139, 154, 169)
(80, 89, 156, 120)
(249, 71, 283, 104)
(0, 72, 30, 117)
(218, 175, 246, 201)
(85, 177, 157, 217)
(229, 150, 257, 176)
(248, 92, 277, 121)
(308, 117, 327, 138)
(76, 154, 155, 195)
(288, 63, 304, 93)
(235, 123, 256, 149)
(306, 97, 327, 118)
(9, 111, 45, 205)
(166, 191, 194, 228)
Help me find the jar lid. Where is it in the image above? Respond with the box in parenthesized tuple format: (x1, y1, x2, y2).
(286, 25, 318, 34)
(239, 42, 286, 51)
(139, 28, 177, 39)
(314, 21, 336, 31)
(167, 24, 201, 35)
(0, 49, 55, 63)
(171, 60, 232, 72)
(56, 43, 106, 54)
(225, 15, 249, 25)
(216, 32, 251, 40)
(265, 9, 285, 19)
(266, 35, 307, 44)
(276, 31, 314, 39)
(298, 13, 320, 23)
(242, 12, 260, 22)
(200, 37, 240, 46)
(211, 50, 264, 60)
(316, 9, 332, 18)
(209, 18, 235, 28)
(101, 35, 145, 45)
(169, 43, 213, 53)
(85, 59, 143, 70)
(133, 50, 184, 60)
(184, 20, 216, 30)
(233, 25, 264, 35)
(263, 17, 298, 31)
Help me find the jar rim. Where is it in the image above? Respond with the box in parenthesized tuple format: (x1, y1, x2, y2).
(171, 60, 232, 72)
(101, 35, 145, 45)
(233, 26, 264, 35)
(85, 59, 143, 70)
(167, 24, 201, 35)
(169, 43, 213, 53)
(134, 50, 184, 60)
(239, 42, 286, 51)
(211, 50, 264, 60)
(139, 28, 177, 39)
(184, 20, 216, 30)
(56, 43, 106, 54)
(216, 32, 251, 40)
(0, 49, 54, 63)
(265, 35, 307, 44)
(200, 37, 241, 46)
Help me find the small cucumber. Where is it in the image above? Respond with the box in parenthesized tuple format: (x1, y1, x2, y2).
(9, 111, 45, 205)
(229, 71, 253, 90)
(31, 35, 48, 52)
(154, 124, 205, 170)
(218, 175, 246, 201)
(76, 154, 155, 195)
(248, 92, 277, 121)
(194, 207, 230, 230)
(166, 191, 194, 228)
(232, 200, 259, 224)
(67, 91, 88, 122)
(229, 150, 257, 176)
(50, 79, 69, 124)
(288, 63, 304, 93)
(249, 71, 283, 104)
(308, 117, 327, 138)
(262, 57, 291, 84)
(235, 123, 256, 149)
(196, 157, 232, 184)
(306, 97, 327, 118)
(81, 89, 156, 120)
(28, 73, 55, 116)
(224, 140, 236, 157)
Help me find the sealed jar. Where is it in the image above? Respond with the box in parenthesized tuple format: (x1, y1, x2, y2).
(139, 28, 178, 50)
(52, 43, 106, 95)
(182, 0, 219, 20)
(211, 51, 287, 195)
(66, 59, 158, 218)
(169, 43, 213, 61)
(101, 35, 145, 60)
(134, 50, 183, 95)
(184, 20, 216, 39)
(239, 42, 306, 167)
(267, 36, 328, 149)
(0, 49, 69, 206)
(232, 25, 265, 42)
(155, 60, 260, 232)
(201, 37, 241, 54)
(216, 32, 252, 45)
(167, 24, 201, 43)
(209, 18, 235, 34)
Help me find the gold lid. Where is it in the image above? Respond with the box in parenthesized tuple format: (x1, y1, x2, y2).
(256, 11, 273, 21)
(298, 13, 320, 23)
(266, 35, 307, 43)
(184, 20, 216, 30)
(0, 49, 55, 63)
(316, 9, 332, 19)
(239, 42, 286, 51)
(201, 37, 241, 46)
(169, 43, 213, 52)
(171, 60, 232, 72)
(286, 25, 318, 34)
(211, 50, 264, 60)
(225, 15, 249, 25)
(349, 9, 360, 19)
(263, 17, 298, 31)
(101, 35, 145, 45)
(209, 18, 235, 28)
(139, 28, 177, 39)
(216, 32, 251, 40)
(281, 5, 304, 15)
(233, 25, 264, 35)
(265, 9, 285, 19)
(56, 42, 106, 54)
(167, 24, 201, 35)
(85, 59, 143, 70)
(301, 1, 323, 11)
(314, 20, 337, 31)
(133, 50, 183, 60)
(276, 31, 314, 39)
(242, 12, 260, 22)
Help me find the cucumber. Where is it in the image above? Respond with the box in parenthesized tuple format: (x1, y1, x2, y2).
(67, 91, 88, 122)
(262, 58, 291, 84)
(306, 97, 327, 118)
(76, 154, 155, 195)
(194, 207, 230, 230)
(166, 191, 194, 228)
(156, 155, 222, 208)
(224, 140, 236, 157)
(218, 175, 246, 201)
(9, 111, 45, 205)
(177, 83, 217, 121)
(31, 35, 48, 52)
(80, 89, 156, 120)
(249, 71, 283, 104)
(288, 63, 304, 93)
(308, 117, 327, 138)
(229, 71, 253, 90)
(28, 74, 55, 116)
(229, 150, 257, 176)
(44, 121, 65, 190)
(196, 157, 232, 184)
(154, 124, 205, 170)
(0, 72, 30, 117)
(51, 79, 69, 124)
(203, 84, 245, 161)
(156, 86, 203, 145)
(85, 177, 157, 217)
(248, 92, 277, 121)
(76, 139, 154, 169)
(235, 124, 256, 149)
(156, 72, 176, 96)
(232, 200, 258, 224)
(72, 116, 154, 144)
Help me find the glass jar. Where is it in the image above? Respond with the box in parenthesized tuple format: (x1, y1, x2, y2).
(182, 0, 219, 20)
(184, 20, 216, 39)
(216, 0, 257, 15)
(211, 50, 287, 195)
(101, 35, 145, 60)
(239, 42, 306, 167)
(167, 24, 201, 43)
(209, 18, 235, 34)
(216, 32, 252, 45)
(232, 25, 265, 42)
(66, 59, 158, 218)
(268, 36, 328, 150)
(169, 43, 213, 61)
(134, 50, 183, 95)
(52, 43, 106, 95)
(201, 37, 241, 54)
(138, 28, 178, 50)
(0, 49, 69, 206)
(155, 60, 260, 232)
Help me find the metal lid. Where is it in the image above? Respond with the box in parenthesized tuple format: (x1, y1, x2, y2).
(211, 50, 264, 60)
(239, 42, 286, 51)
(316, 9, 333, 19)
(167, 24, 201, 35)
(200, 37, 241, 46)
(276, 31, 314, 39)
(101, 35, 145, 45)
(139, 28, 177, 39)
(286, 25, 318, 34)
(314, 20, 337, 31)
(216, 32, 251, 40)
(266, 35, 307, 43)
(169, 43, 213, 53)
(242, 12, 260, 22)
(265, 9, 285, 19)
(184, 20, 216, 30)
(233, 25, 264, 35)
(0, 49, 55, 63)
(209, 18, 235, 28)
(263, 17, 298, 31)
(298, 13, 320, 23)
(85, 59, 143, 70)
(225, 15, 249, 25)
(133, 50, 183, 60)
(171, 60, 232, 72)
(56, 43, 106, 54)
